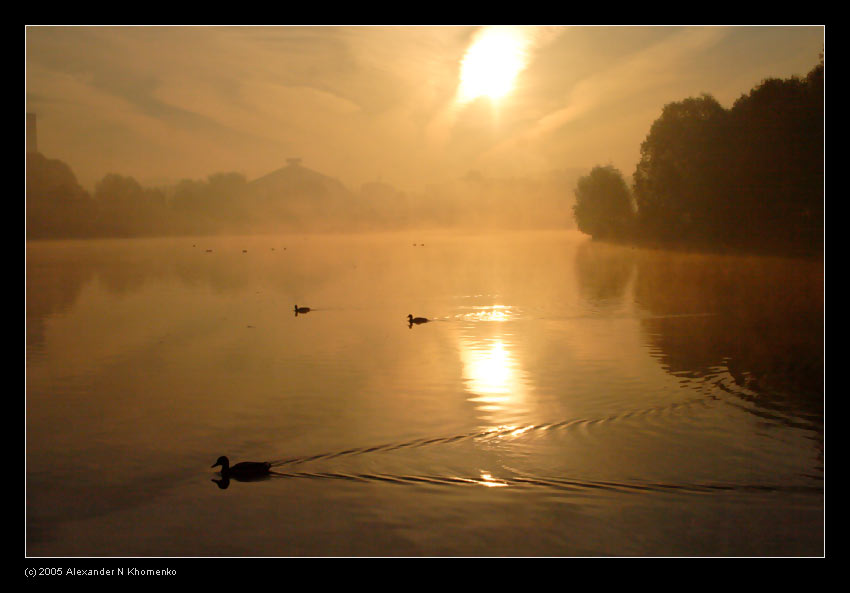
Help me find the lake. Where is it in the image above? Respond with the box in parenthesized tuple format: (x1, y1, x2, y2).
(25, 230, 824, 556)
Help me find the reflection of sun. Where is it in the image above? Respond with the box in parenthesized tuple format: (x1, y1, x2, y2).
(476, 471, 508, 488)
(458, 27, 528, 103)
(457, 305, 533, 423)
(465, 340, 512, 396)
(466, 305, 513, 322)
(460, 335, 530, 422)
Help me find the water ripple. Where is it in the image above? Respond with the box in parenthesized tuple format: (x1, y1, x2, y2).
(264, 469, 821, 496)
(268, 393, 724, 468)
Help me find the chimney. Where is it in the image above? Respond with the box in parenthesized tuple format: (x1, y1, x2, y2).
(26, 113, 37, 154)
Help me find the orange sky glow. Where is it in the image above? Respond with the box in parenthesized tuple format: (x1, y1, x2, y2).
(25, 25, 824, 192)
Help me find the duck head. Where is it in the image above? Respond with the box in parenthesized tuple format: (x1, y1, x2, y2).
(211, 456, 230, 470)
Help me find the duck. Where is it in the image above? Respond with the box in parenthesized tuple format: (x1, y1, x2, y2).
(294, 305, 311, 315)
(408, 314, 429, 325)
(211, 455, 271, 477)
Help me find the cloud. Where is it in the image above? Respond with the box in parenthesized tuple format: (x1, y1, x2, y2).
(478, 27, 732, 170)
(26, 26, 822, 191)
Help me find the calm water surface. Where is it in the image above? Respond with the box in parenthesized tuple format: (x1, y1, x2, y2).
(26, 231, 824, 556)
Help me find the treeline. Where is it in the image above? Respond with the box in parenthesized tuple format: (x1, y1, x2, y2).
(573, 57, 823, 257)
(26, 158, 277, 239)
(26, 154, 577, 238)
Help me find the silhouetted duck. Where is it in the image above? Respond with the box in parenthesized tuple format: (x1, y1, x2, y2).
(294, 305, 311, 315)
(211, 455, 271, 477)
(408, 314, 429, 325)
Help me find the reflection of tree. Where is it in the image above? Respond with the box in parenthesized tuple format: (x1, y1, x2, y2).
(634, 250, 823, 424)
(25, 238, 348, 350)
(26, 242, 168, 351)
(26, 248, 95, 352)
(574, 239, 636, 307)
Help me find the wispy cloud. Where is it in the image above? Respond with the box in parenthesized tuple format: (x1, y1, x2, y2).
(476, 27, 732, 173)
(26, 25, 822, 190)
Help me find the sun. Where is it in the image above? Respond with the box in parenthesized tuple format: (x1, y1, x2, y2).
(458, 27, 528, 103)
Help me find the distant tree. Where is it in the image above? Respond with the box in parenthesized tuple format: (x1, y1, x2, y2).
(170, 178, 206, 212)
(205, 172, 249, 221)
(168, 172, 250, 231)
(27, 152, 90, 202)
(572, 165, 634, 240)
(94, 173, 167, 236)
(94, 174, 145, 204)
(206, 172, 247, 197)
(26, 152, 98, 238)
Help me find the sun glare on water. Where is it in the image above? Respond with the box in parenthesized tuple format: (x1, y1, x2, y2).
(458, 27, 529, 103)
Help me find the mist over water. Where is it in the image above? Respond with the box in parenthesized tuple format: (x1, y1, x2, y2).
(25, 230, 822, 556)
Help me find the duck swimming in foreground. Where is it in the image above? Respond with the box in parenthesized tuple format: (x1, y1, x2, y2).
(408, 314, 429, 325)
(211, 456, 271, 477)
(294, 305, 311, 315)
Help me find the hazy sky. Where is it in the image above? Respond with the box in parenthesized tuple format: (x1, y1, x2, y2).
(25, 25, 824, 192)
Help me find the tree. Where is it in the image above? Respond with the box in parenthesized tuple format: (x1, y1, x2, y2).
(723, 62, 823, 252)
(632, 94, 727, 244)
(26, 152, 98, 238)
(630, 57, 823, 256)
(94, 174, 167, 236)
(205, 172, 249, 221)
(94, 173, 145, 204)
(572, 165, 634, 240)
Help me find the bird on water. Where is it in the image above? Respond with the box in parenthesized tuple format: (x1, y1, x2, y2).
(211, 456, 271, 477)
(294, 304, 311, 315)
(408, 314, 429, 325)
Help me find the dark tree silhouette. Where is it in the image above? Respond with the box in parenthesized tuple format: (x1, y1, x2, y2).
(722, 60, 823, 253)
(629, 57, 823, 256)
(572, 165, 635, 240)
(632, 94, 727, 244)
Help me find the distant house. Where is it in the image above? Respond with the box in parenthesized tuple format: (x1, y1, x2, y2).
(245, 158, 358, 229)
(247, 158, 353, 203)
